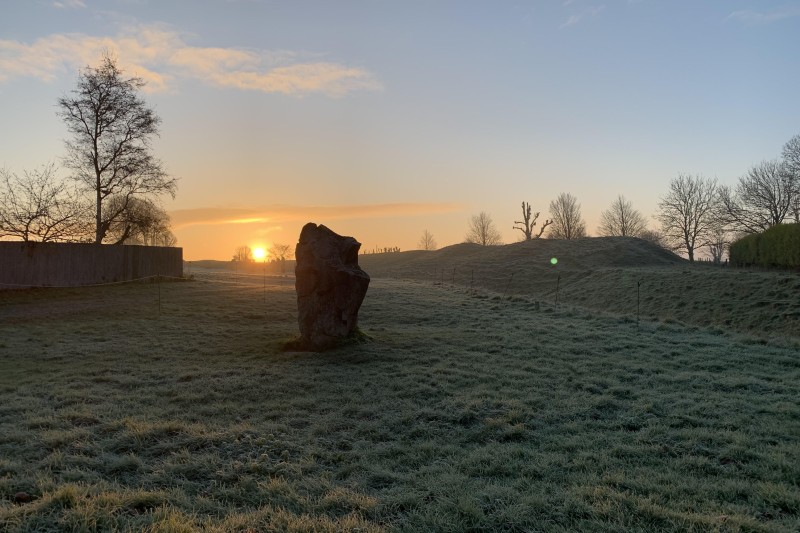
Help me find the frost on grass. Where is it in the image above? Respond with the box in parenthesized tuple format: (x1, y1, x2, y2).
(0, 269, 798, 531)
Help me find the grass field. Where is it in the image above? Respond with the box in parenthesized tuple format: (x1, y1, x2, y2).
(1, 262, 799, 532)
(359, 238, 800, 342)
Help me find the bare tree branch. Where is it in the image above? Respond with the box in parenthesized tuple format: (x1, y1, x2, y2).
(106, 196, 176, 246)
(548, 193, 586, 239)
(58, 52, 177, 244)
(465, 212, 502, 245)
(418, 229, 437, 250)
(0, 164, 91, 242)
(656, 173, 718, 262)
(233, 246, 254, 262)
(781, 134, 800, 223)
(598, 195, 646, 237)
(718, 159, 794, 233)
(513, 201, 551, 240)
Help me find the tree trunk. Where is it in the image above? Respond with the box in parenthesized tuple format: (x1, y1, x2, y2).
(95, 179, 102, 244)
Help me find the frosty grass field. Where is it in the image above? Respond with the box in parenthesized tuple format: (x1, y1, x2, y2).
(1, 247, 799, 532)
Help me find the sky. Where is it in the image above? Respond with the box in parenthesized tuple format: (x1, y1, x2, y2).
(1, 0, 799, 260)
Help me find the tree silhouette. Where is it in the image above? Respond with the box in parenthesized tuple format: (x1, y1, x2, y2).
(419, 229, 437, 250)
(597, 195, 646, 237)
(269, 243, 292, 273)
(465, 212, 502, 245)
(657, 174, 717, 262)
(548, 193, 586, 239)
(0, 163, 88, 242)
(233, 246, 254, 262)
(106, 196, 176, 246)
(718, 159, 796, 234)
(782, 133, 800, 223)
(58, 53, 177, 244)
(513, 201, 551, 240)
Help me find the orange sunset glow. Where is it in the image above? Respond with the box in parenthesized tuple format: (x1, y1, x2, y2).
(1, 3, 799, 531)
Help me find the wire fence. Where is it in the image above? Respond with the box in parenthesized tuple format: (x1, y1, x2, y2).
(0, 267, 295, 324)
(1, 262, 797, 340)
(369, 263, 800, 337)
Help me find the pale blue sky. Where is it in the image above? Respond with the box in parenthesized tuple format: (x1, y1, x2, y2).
(1, 1, 798, 258)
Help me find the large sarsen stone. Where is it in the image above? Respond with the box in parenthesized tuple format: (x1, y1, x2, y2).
(294, 223, 370, 350)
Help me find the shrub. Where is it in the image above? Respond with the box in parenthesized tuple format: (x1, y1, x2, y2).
(729, 223, 800, 269)
(729, 234, 759, 266)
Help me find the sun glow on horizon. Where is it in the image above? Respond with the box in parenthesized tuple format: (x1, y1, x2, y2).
(252, 247, 266, 261)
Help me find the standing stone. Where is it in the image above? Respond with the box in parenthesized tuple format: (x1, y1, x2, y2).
(294, 223, 370, 350)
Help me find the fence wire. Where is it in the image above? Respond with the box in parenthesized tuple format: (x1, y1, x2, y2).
(1, 264, 797, 340)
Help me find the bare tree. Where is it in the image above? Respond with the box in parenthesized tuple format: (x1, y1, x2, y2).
(718, 159, 795, 234)
(0, 164, 89, 242)
(782, 134, 800, 223)
(233, 246, 254, 262)
(108, 197, 176, 246)
(597, 195, 646, 237)
(513, 201, 551, 240)
(706, 225, 729, 264)
(465, 212, 502, 245)
(793, 191, 800, 224)
(268, 243, 292, 273)
(656, 174, 718, 262)
(58, 53, 177, 244)
(418, 229, 437, 250)
(269, 243, 292, 261)
(548, 193, 586, 239)
(792, 189, 800, 224)
(639, 228, 671, 251)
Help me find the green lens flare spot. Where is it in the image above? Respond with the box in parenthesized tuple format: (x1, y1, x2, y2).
(550, 257, 558, 265)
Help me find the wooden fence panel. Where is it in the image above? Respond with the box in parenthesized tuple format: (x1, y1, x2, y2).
(0, 242, 183, 288)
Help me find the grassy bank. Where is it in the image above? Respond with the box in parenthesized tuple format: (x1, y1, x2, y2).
(360, 238, 800, 341)
(1, 271, 798, 531)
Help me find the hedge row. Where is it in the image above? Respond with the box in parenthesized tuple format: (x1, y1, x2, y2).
(729, 223, 800, 269)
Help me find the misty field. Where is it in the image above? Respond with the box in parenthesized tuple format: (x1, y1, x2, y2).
(1, 266, 799, 532)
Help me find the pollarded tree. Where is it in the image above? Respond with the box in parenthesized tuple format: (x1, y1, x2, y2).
(0, 163, 89, 242)
(58, 53, 177, 244)
(418, 229, 437, 250)
(513, 201, 551, 240)
(597, 195, 646, 237)
(718, 159, 795, 234)
(548, 193, 586, 239)
(656, 173, 718, 262)
(465, 212, 502, 246)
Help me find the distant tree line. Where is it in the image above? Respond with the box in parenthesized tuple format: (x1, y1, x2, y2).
(0, 54, 177, 246)
(423, 132, 798, 265)
(362, 246, 402, 254)
(232, 244, 293, 273)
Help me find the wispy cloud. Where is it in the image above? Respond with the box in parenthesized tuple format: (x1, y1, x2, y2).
(726, 8, 800, 24)
(52, 0, 86, 8)
(0, 25, 382, 97)
(560, 5, 606, 29)
(170, 203, 464, 230)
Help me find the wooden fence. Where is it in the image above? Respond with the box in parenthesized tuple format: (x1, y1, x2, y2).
(0, 241, 183, 288)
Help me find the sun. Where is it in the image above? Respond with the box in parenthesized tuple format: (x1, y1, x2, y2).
(252, 247, 266, 261)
